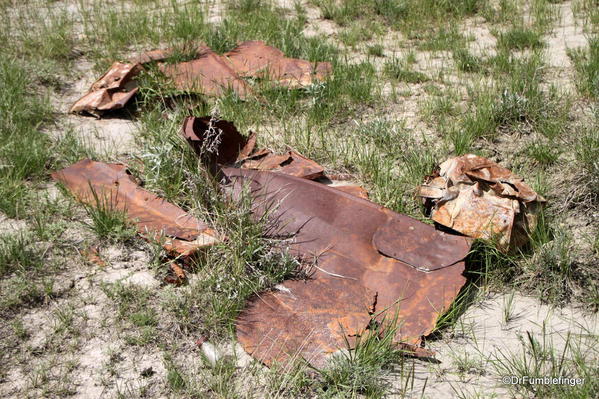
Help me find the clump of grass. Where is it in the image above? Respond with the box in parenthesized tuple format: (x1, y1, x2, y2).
(367, 44, 384, 57)
(317, 314, 408, 397)
(0, 233, 43, 278)
(492, 326, 599, 398)
(526, 142, 560, 165)
(384, 57, 429, 83)
(575, 122, 599, 202)
(496, 27, 544, 50)
(453, 48, 483, 73)
(81, 188, 136, 242)
(568, 36, 599, 99)
(418, 26, 467, 51)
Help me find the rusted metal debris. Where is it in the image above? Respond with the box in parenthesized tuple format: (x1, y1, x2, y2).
(222, 40, 333, 88)
(70, 62, 142, 117)
(182, 116, 325, 180)
(71, 41, 332, 116)
(417, 154, 545, 251)
(224, 169, 471, 368)
(180, 117, 471, 368)
(52, 159, 220, 259)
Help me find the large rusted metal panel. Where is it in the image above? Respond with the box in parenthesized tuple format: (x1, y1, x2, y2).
(52, 159, 219, 257)
(223, 168, 471, 368)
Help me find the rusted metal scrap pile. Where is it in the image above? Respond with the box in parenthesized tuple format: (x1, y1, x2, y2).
(58, 39, 545, 368)
(417, 154, 545, 252)
(71, 41, 332, 116)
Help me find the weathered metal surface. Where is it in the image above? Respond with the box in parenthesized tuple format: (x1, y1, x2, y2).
(182, 116, 255, 165)
(52, 159, 219, 257)
(70, 62, 142, 116)
(326, 183, 369, 199)
(71, 42, 332, 115)
(223, 40, 333, 88)
(224, 168, 471, 368)
(242, 150, 324, 180)
(160, 48, 252, 98)
(182, 116, 324, 180)
(417, 154, 545, 251)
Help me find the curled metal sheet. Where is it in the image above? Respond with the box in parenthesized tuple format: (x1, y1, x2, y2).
(182, 116, 324, 180)
(70, 62, 142, 116)
(242, 150, 324, 180)
(224, 168, 471, 368)
(417, 154, 545, 251)
(52, 159, 219, 257)
(182, 116, 256, 165)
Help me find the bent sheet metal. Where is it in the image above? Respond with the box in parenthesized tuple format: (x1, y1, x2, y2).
(224, 169, 471, 368)
(52, 159, 219, 258)
(71, 41, 332, 116)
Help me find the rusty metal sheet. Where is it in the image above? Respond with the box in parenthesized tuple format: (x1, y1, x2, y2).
(71, 42, 332, 115)
(182, 116, 324, 180)
(222, 168, 471, 368)
(70, 62, 142, 116)
(417, 154, 545, 251)
(52, 159, 219, 257)
(242, 150, 324, 180)
(325, 182, 369, 199)
(223, 40, 332, 88)
(182, 116, 255, 165)
(160, 48, 252, 98)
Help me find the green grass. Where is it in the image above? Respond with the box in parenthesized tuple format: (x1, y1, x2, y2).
(316, 314, 412, 398)
(496, 27, 544, 50)
(492, 325, 599, 399)
(384, 57, 430, 83)
(81, 188, 137, 242)
(569, 36, 599, 99)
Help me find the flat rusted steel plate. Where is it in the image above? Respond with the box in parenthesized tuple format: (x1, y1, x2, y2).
(160, 48, 252, 99)
(223, 40, 332, 88)
(71, 62, 142, 115)
(52, 159, 219, 257)
(225, 168, 471, 368)
(418, 154, 545, 251)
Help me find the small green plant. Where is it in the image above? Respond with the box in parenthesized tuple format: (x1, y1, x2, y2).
(0, 233, 43, 278)
(453, 48, 482, 73)
(317, 314, 409, 397)
(367, 44, 384, 57)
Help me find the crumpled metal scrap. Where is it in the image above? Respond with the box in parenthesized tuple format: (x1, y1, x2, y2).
(417, 154, 545, 251)
(227, 168, 470, 368)
(71, 41, 332, 116)
(182, 115, 325, 180)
